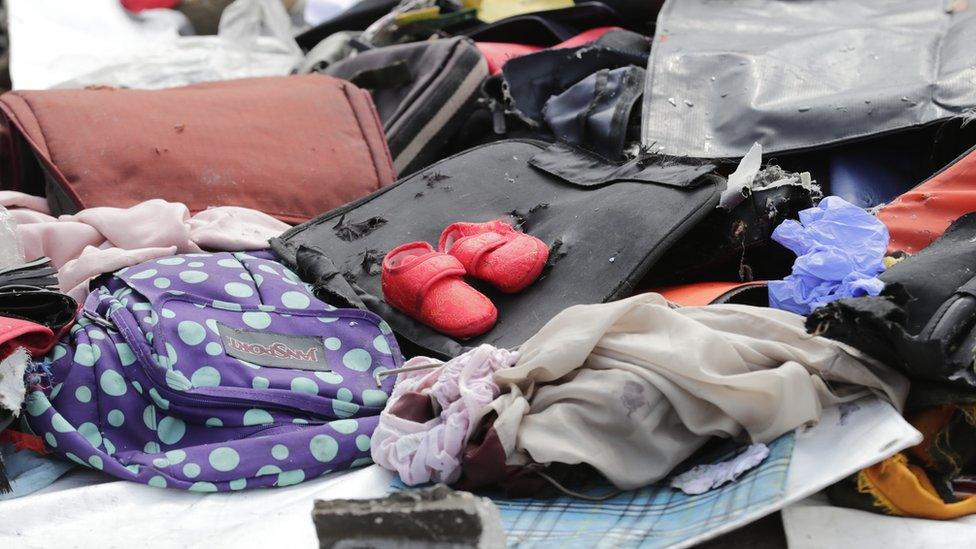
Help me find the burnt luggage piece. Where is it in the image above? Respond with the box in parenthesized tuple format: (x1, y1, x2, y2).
(272, 139, 722, 359)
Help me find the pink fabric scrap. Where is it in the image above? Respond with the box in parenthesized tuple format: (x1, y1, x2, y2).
(0, 192, 289, 300)
(371, 344, 518, 485)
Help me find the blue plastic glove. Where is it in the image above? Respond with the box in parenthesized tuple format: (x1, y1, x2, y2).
(768, 196, 889, 315)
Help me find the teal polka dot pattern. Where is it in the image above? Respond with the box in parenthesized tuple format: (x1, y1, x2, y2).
(88, 456, 104, 470)
(209, 448, 240, 472)
(229, 478, 247, 490)
(242, 311, 271, 329)
(153, 278, 171, 289)
(73, 344, 100, 367)
(177, 320, 207, 345)
(314, 371, 343, 384)
(75, 386, 92, 403)
(251, 377, 270, 389)
(243, 409, 273, 426)
(165, 369, 192, 391)
(179, 270, 209, 284)
(115, 343, 136, 366)
(190, 367, 221, 387)
(103, 437, 116, 455)
(183, 463, 201, 478)
(158, 417, 186, 445)
(144, 441, 161, 454)
(51, 413, 74, 433)
(356, 435, 371, 452)
(143, 406, 158, 430)
(224, 282, 253, 298)
(310, 435, 338, 463)
(148, 476, 167, 488)
(206, 418, 224, 427)
(78, 422, 103, 448)
(342, 349, 372, 372)
(205, 319, 220, 334)
(217, 258, 243, 269)
(350, 457, 373, 468)
(272, 445, 289, 460)
(44, 433, 57, 448)
(362, 389, 389, 407)
(290, 377, 318, 395)
(25, 392, 50, 417)
(107, 409, 125, 427)
(157, 257, 185, 266)
(190, 482, 218, 493)
(205, 342, 223, 356)
(164, 343, 179, 367)
(333, 400, 359, 419)
(337, 388, 353, 402)
(332, 419, 359, 435)
(277, 470, 305, 487)
(256, 465, 282, 476)
(324, 337, 341, 351)
(99, 370, 127, 396)
(51, 345, 67, 361)
(372, 335, 391, 355)
(149, 388, 170, 410)
(129, 268, 157, 280)
(281, 291, 311, 309)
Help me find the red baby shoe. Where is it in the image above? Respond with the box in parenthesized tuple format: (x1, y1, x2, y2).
(438, 220, 549, 293)
(382, 242, 497, 339)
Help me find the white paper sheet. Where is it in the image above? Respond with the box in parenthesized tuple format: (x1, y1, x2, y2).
(677, 397, 922, 548)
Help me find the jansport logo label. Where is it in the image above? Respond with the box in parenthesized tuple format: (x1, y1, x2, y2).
(217, 323, 331, 372)
(225, 337, 319, 363)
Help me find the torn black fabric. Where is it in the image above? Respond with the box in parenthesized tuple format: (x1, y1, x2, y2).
(332, 215, 388, 241)
(808, 212, 976, 390)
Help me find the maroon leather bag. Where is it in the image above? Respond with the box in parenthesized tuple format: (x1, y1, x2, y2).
(0, 75, 396, 224)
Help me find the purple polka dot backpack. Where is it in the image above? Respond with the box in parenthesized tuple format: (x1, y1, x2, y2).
(23, 251, 401, 492)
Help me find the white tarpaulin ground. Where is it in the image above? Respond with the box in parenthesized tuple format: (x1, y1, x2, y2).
(0, 397, 938, 549)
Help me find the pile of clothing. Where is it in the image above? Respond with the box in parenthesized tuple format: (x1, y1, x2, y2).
(2, 0, 976, 546)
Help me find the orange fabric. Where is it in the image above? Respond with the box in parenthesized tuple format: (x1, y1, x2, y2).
(878, 147, 976, 254)
(654, 281, 766, 306)
(906, 405, 957, 469)
(860, 454, 976, 520)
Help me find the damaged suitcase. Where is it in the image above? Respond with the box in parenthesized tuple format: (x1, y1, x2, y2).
(271, 139, 722, 359)
(0, 74, 395, 224)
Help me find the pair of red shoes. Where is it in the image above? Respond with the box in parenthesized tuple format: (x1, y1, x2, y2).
(382, 220, 549, 338)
